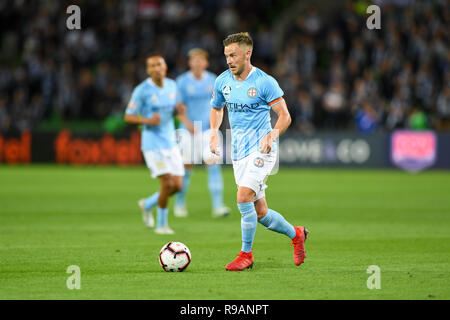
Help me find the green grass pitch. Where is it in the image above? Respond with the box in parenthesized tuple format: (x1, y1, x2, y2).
(1, 165, 449, 300)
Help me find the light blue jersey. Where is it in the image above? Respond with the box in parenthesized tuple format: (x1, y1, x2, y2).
(125, 78, 181, 151)
(176, 71, 216, 131)
(210, 67, 284, 160)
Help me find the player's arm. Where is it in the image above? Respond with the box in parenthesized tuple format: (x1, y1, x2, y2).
(269, 97, 291, 139)
(209, 106, 224, 155)
(209, 78, 226, 155)
(174, 83, 195, 133)
(260, 98, 291, 153)
(124, 113, 160, 125)
(124, 90, 160, 125)
(175, 102, 195, 133)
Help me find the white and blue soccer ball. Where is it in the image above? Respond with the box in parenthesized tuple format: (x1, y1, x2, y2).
(158, 241, 191, 272)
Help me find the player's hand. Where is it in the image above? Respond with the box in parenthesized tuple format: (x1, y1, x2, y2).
(209, 131, 221, 156)
(259, 133, 273, 154)
(147, 113, 161, 125)
(186, 122, 196, 134)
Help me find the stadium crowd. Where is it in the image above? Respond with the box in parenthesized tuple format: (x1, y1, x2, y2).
(0, 0, 448, 133)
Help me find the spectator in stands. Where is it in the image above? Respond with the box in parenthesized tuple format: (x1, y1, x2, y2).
(436, 86, 450, 129)
(355, 101, 378, 134)
(0, 94, 10, 132)
(293, 89, 315, 133)
(408, 106, 429, 130)
(322, 82, 348, 130)
(0, 0, 448, 133)
(386, 89, 408, 130)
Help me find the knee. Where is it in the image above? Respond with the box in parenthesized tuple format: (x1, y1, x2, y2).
(164, 176, 182, 194)
(173, 179, 183, 193)
(237, 187, 255, 204)
(161, 177, 174, 192)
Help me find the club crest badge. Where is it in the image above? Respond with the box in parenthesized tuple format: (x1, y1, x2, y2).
(151, 94, 159, 104)
(156, 161, 165, 169)
(254, 157, 264, 168)
(391, 131, 437, 172)
(223, 85, 231, 100)
(247, 87, 257, 98)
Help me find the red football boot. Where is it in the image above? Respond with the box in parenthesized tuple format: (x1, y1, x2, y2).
(225, 251, 254, 271)
(291, 226, 309, 266)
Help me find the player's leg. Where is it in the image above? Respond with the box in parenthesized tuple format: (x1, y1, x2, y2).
(255, 196, 309, 266)
(155, 173, 174, 234)
(255, 197, 296, 238)
(140, 150, 167, 228)
(237, 187, 258, 252)
(155, 146, 184, 233)
(225, 186, 256, 271)
(174, 129, 195, 217)
(171, 175, 184, 196)
(203, 128, 230, 217)
(174, 164, 193, 217)
(207, 163, 230, 217)
(207, 164, 223, 210)
(141, 192, 160, 212)
(156, 174, 183, 234)
(138, 192, 159, 227)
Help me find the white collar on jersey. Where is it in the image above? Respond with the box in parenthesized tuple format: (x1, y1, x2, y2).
(248, 65, 256, 77)
(189, 71, 206, 80)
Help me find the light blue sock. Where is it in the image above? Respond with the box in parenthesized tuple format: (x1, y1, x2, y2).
(175, 169, 192, 208)
(238, 202, 257, 253)
(156, 206, 169, 228)
(258, 208, 296, 239)
(207, 164, 224, 210)
(144, 192, 159, 211)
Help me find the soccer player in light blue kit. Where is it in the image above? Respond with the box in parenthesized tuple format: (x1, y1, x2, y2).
(210, 32, 309, 271)
(125, 55, 191, 235)
(174, 48, 230, 218)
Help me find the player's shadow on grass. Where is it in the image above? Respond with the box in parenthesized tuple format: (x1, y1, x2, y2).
(244, 258, 286, 271)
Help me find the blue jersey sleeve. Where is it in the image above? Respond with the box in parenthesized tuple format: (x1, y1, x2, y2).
(175, 86, 182, 105)
(260, 75, 284, 106)
(125, 86, 143, 115)
(175, 76, 185, 103)
(210, 77, 225, 109)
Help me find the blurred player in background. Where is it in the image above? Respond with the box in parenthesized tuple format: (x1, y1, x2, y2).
(210, 32, 309, 271)
(124, 55, 191, 235)
(174, 48, 231, 218)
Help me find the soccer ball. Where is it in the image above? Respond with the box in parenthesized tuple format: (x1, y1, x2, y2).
(158, 241, 191, 272)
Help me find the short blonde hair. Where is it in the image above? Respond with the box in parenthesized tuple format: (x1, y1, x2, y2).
(147, 53, 164, 60)
(223, 32, 253, 48)
(188, 48, 209, 60)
